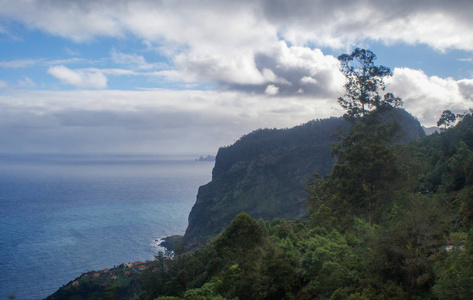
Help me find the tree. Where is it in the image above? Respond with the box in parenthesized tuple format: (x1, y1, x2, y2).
(433, 230, 473, 299)
(437, 109, 457, 130)
(330, 119, 400, 227)
(338, 48, 401, 118)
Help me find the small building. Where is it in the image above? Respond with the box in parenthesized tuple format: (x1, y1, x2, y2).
(103, 268, 110, 273)
(137, 265, 146, 270)
(125, 263, 133, 268)
(111, 275, 118, 280)
(133, 261, 143, 265)
(72, 281, 79, 287)
(92, 272, 100, 278)
(124, 271, 130, 275)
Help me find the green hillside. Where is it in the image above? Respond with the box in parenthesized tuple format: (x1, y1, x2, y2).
(138, 110, 473, 300)
(182, 108, 424, 249)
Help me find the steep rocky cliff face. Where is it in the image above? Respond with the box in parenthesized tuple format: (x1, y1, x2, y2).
(182, 109, 425, 249)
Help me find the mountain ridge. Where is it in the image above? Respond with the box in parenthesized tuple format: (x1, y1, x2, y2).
(181, 108, 425, 248)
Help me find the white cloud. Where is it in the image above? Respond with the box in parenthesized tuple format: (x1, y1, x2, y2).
(0, 0, 125, 42)
(301, 76, 318, 85)
(47, 65, 108, 89)
(249, 42, 345, 97)
(458, 79, 473, 102)
(0, 79, 7, 89)
(0, 0, 471, 98)
(17, 76, 36, 88)
(64, 47, 81, 56)
(386, 68, 473, 126)
(173, 51, 266, 86)
(0, 59, 43, 68)
(1, 0, 472, 154)
(0, 0, 472, 61)
(2, 1, 472, 89)
(265, 84, 279, 95)
(110, 49, 166, 70)
(0, 57, 84, 69)
(261, 0, 473, 52)
(0, 89, 341, 154)
(101, 69, 137, 76)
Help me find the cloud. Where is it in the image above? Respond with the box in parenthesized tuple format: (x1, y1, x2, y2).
(47, 65, 108, 89)
(0, 79, 7, 89)
(0, 89, 341, 154)
(64, 47, 81, 56)
(47, 65, 141, 88)
(1, 0, 472, 97)
(1, 0, 472, 154)
(386, 68, 473, 126)
(160, 41, 345, 98)
(265, 84, 279, 95)
(0, 57, 85, 69)
(2, 0, 472, 52)
(110, 49, 167, 70)
(2, 0, 472, 91)
(260, 0, 473, 51)
(172, 50, 266, 86)
(210, 42, 345, 97)
(0, 59, 43, 68)
(458, 79, 473, 102)
(0, 0, 125, 42)
(0, 23, 19, 40)
(17, 76, 36, 88)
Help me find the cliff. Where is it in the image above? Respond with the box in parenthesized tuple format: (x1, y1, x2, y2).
(181, 108, 426, 248)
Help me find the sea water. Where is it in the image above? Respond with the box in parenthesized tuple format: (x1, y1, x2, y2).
(0, 154, 213, 300)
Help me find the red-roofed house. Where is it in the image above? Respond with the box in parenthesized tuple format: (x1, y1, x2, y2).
(137, 265, 146, 270)
(133, 261, 143, 265)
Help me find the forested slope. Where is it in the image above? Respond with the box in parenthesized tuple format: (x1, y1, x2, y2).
(182, 108, 424, 248)
(134, 110, 473, 300)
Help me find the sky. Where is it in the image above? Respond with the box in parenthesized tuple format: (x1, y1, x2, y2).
(0, 0, 472, 155)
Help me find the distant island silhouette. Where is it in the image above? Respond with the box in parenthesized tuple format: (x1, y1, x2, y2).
(196, 155, 215, 162)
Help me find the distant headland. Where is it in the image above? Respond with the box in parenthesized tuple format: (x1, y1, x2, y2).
(195, 155, 215, 162)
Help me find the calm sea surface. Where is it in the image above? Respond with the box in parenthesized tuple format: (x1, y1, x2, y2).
(0, 154, 214, 300)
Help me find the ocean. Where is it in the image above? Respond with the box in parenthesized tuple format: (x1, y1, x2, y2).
(0, 154, 214, 300)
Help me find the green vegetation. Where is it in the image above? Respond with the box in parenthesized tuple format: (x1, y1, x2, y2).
(437, 109, 457, 131)
(182, 117, 352, 249)
(48, 49, 473, 299)
(182, 108, 423, 249)
(46, 265, 143, 300)
(128, 111, 473, 300)
(337, 48, 402, 118)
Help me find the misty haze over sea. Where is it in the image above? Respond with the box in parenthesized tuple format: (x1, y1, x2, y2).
(0, 154, 213, 300)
